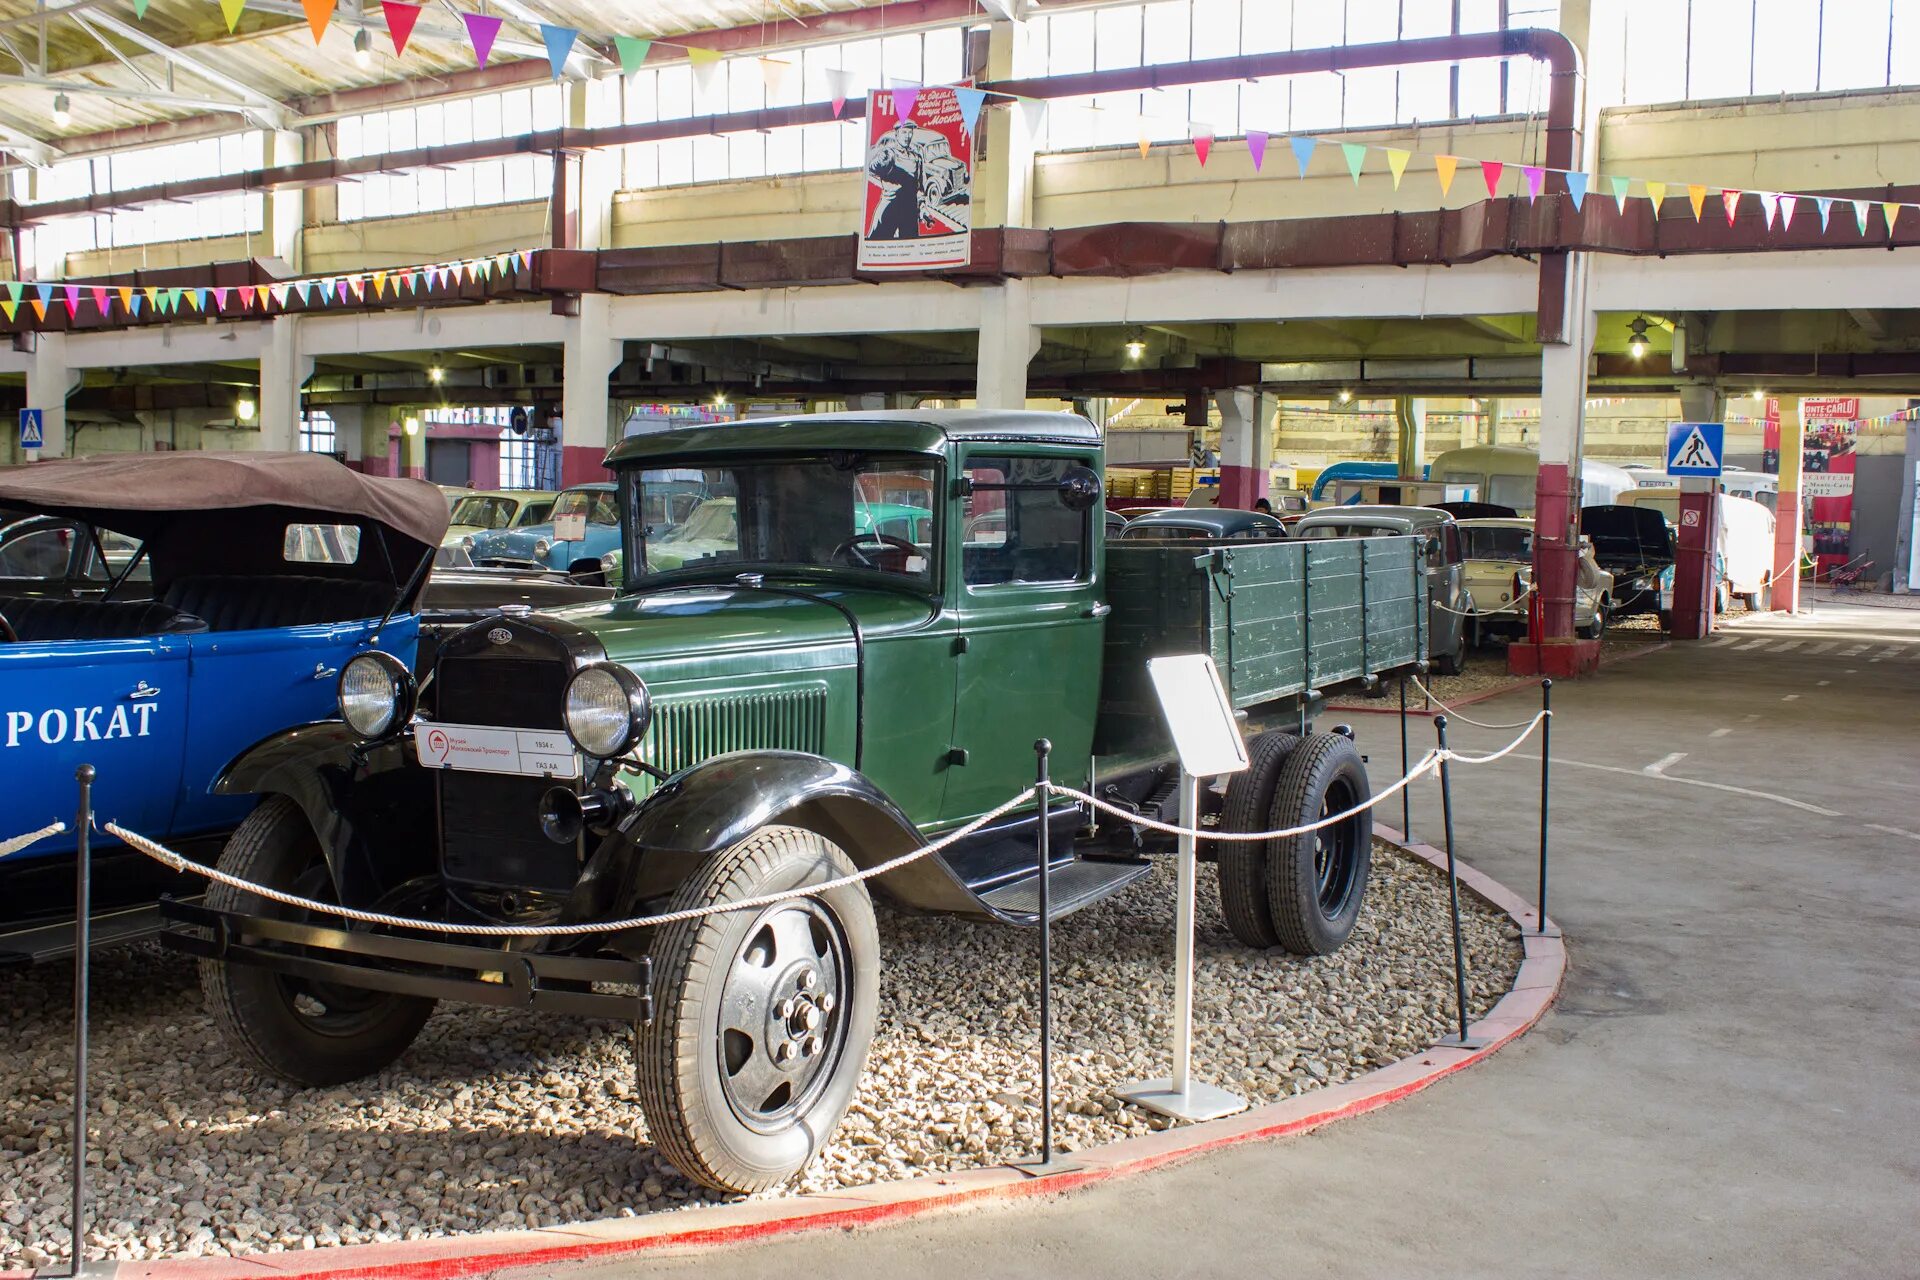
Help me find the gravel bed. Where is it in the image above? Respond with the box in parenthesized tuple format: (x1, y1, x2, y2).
(1, 843, 1521, 1267)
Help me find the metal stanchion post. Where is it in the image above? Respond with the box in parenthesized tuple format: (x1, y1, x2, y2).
(1431, 721, 1485, 1051)
(1015, 740, 1078, 1175)
(1538, 679, 1557, 937)
(1398, 672, 1411, 840)
(69, 764, 95, 1279)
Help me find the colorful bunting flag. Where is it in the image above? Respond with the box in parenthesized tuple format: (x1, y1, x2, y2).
(462, 12, 503, 68)
(219, 0, 247, 34)
(891, 85, 920, 120)
(1610, 175, 1630, 214)
(1288, 135, 1316, 177)
(165, 288, 183, 312)
(191, 287, 207, 312)
(1340, 141, 1365, 184)
(294, 281, 313, 306)
(117, 286, 133, 311)
(759, 58, 791, 97)
(62, 284, 79, 315)
(1565, 171, 1588, 211)
(29, 299, 44, 322)
(270, 284, 290, 309)
(301, 0, 332, 43)
(825, 68, 852, 117)
(5, 283, 21, 304)
(1521, 165, 1543, 201)
(238, 285, 256, 309)
(143, 286, 160, 309)
(955, 87, 986, 134)
(1247, 130, 1268, 173)
(212, 286, 230, 310)
(1480, 159, 1503, 198)
(1193, 129, 1213, 167)
(382, 2, 421, 56)
(539, 24, 578, 80)
(128, 292, 143, 316)
(687, 46, 723, 91)
(34, 284, 53, 308)
(372, 270, 388, 297)
(1757, 191, 1778, 229)
(1815, 196, 1833, 231)
(1883, 201, 1901, 234)
(132, 0, 149, 19)
(1435, 154, 1458, 197)
(614, 36, 651, 77)
(1721, 189, 1741, 226)
(349, 276, 365, 301)
(1852, 199, 1870, 234)
(0, 300, 14, 323)
(1778, 194, 1797, 228)
(1385, 148, 1410, 190)
(90, 286, 109, 313)
(1645, 181, 1666, 216)
(1137, 135, 1152, 161)
(1688, 184, 1707, 221)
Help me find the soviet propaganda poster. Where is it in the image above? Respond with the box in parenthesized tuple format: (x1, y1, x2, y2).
(857, 86, 973, 272)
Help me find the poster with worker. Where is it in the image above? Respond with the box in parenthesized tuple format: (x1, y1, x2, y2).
(857, 86, 973, 272)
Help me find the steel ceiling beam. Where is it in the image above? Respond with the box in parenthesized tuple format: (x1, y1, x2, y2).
(0, 72, 259, 117)
(46, 1, 292, 129)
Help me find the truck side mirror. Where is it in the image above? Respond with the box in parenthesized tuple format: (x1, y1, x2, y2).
(1057, 465, 1101, 511)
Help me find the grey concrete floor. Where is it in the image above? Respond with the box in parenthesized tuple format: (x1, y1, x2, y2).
(527, 601, 1920, 1280)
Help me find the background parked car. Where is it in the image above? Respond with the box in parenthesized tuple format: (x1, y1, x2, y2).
(1294, 504, 1471, 674)
(1457, 518, 1613, 644)
(0, 511, 148, 600)
(1117, 508, 1288, 541)
(468, 482, 620, 582)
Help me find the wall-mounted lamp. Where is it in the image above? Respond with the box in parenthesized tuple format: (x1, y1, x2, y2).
(51, 93, 70, 129)
(404, 416, 421, 436)
(235, 397, 256, 421)
(1337, 388, 1353, 404)
(353, 27, 373, 69)
(1627, 316, 1651, 361)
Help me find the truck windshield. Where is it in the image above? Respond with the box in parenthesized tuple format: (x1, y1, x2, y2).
(1461, 526, 1532, 562)
(622, 455, 938, 589)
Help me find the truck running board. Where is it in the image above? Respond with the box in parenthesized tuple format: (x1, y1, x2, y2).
(0, 897, 203, 968)
(976, 857, 1153, 925)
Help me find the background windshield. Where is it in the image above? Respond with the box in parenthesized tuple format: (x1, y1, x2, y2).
(1462, 526, 1532, 561)
(449, 495, 517, 529)
(624, 455, 937, 588)
(554, 489, 620, 525)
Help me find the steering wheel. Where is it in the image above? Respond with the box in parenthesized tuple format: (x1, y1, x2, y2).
(0, 608, 15, 643)
(831, 533, 918, 571)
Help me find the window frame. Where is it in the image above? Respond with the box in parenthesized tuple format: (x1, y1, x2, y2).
(958, 453, 1096, 591)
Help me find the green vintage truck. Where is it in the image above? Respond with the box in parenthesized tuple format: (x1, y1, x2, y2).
(169, 410, 1428, 1195)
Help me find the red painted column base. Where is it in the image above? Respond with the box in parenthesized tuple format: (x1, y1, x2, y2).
(1530, 462, 1579, 645)
(1772, 487, 1802, 612)
(562, 444, 613, 488)
(1671, 489, 1717, 640)
(1217, 463, 1266, 509)
(1507, 638, 1601, 677)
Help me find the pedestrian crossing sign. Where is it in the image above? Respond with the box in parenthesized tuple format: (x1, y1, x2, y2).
(1666, 421, 1723, 477)
(17, 408, 42, 450)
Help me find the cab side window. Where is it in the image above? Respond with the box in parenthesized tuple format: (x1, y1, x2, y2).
(962, 457, 1089, 586)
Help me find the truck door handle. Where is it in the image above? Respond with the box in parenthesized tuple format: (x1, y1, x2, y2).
(125, 681, 160, 700)
(1083, 602, 1112, 619)
(313, 662, 338, 680)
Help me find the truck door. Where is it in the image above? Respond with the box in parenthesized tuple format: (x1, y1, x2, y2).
(939, 451, 1105, 825)
(0, 636, 188, 856)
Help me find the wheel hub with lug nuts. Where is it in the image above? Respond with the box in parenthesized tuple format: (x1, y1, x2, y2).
(718, 899, 850, 1129)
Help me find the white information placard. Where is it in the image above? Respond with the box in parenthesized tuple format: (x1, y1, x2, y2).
(1146, 654, 1248, 779)
(414, 722, 582, 779)
(551, 512, 588, 544)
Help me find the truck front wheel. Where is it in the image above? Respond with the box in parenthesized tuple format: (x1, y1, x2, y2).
(637, 825, 879, 1195)
(1212, 731, 1299, 949)
(1264, 734, 1373, 956)
(199, 796, 435, 1086)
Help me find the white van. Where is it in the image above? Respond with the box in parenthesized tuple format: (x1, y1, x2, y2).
(1620, 487, 1777, 607)
(1426, 445, 1639, 513)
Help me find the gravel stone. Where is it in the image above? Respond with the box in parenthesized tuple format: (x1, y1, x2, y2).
(0, 841, 1519, 1265)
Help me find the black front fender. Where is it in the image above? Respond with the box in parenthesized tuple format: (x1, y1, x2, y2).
(216, 722, 435, 906)
(575, 751, 980, 919)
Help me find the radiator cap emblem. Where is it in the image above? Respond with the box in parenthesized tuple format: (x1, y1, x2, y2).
(487, 627, 513, 645)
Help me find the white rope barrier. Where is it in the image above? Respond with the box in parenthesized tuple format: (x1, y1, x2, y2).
(1434, 583, 1532, 619)
(0, 820, 67, 860)
(1409, 675, 1551, 732)
(65, 711, 1552, 941)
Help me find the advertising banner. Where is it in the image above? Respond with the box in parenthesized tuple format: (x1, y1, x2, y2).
(857, 87, 973, 272)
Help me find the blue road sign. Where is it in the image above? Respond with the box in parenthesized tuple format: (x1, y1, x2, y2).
(17, 407, 43, 449)
(1666, 421, 1724, 477)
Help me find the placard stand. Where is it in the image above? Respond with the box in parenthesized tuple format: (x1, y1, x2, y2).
(1117, 655, 1249, 1123)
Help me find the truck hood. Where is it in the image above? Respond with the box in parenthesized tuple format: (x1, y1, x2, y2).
(1580, 505, 1674, 573)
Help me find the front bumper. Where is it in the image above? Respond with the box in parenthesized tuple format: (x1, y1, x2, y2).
(160, 898, 653, 1023)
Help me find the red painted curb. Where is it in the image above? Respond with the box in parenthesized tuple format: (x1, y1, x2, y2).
(68, 835, 1565, 1280)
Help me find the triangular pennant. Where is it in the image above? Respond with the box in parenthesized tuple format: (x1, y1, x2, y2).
(1247, 130, 1268, 172)
(614, 35, 651, 77)
(165, 287, 183, 312)
(891, 85, 920, 120)
(1883, 201, 1901, 234)
(759, 57, 791, 97)
(90, 286, 109, 313)
(128, 291, 143, 316)
(1815, 196, 1833, 231)
(1779, 193, 1800, 228)
(540, 24, 577, 79)
(461, 12, 503, 68)
(35, 284, 54, 308)
(1136, 135, 1152, 161)
(336, 278, 351, 302)
(212, 286, 230, 310)
(1385, 148, 1410, 189)
(62, 284, 79, 314)
(1721, 189, 1741, 226)
(1609, 175, 1630, 213)
(294, 280, 313, 305)
(29, 299, 45, 322)
(5, 282, 21, 304)
(132, 0, 149, 18)
(477, 258, 493, 280)
(1645, 181, 1666, 216)
(191, 287, 207, 312)
(1688, 184, 1707, 221)
(1758, 191, 1779, 229)
(143, 285, 160, 309)
(382, 1, 420, 55)
(494, 253, 509, 274)
(0, 300, 15, 323)
(1565, 171, 1588, 211)
(1521, 165, 1543, 202)
(1192, 129, 1213, 167)
(409, 271, 424, 292)
(1481, 159, 1504, 198)
(1340, 141, 1365, 184)
(301, 0, 332, 43)
(238, 284, 256, 309)
(687, 46, 723, 91)
(955, 87, 986, 134)
(372, 270, 388, 296)
(270, 284, 290, 309)
(1435, 154, 1458, 197)
(348, 276, 365, 301)
(826, 68, 852, 117)
(1852, 199, 1870, 234)
(219, 0, 246, 33)
(1288, 135, 1316, 177)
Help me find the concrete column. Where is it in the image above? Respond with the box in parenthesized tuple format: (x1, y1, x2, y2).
(1486, 398, 1502, 445)
(266, 130, 305, 271)
(360, 412, 398, 477)
(1531, 275, 1595, 662)
(1896, 414, 1919, 594)
(975, 280, 1038, 410)
(1668, 385, 1722, 640)
(24, 332, 75, 459)
(397, 412, 425, 480)
(570, 77, 622, 251)
(330, 403, 368, 469)
(560, 292, 620, 486)
(976, 21, 1038, 231)
(257, 316, 310, 452)
(1393, 397, 1427, 477)
(1772, 397, 1804, 611)
(1215, 388, 1273, 509)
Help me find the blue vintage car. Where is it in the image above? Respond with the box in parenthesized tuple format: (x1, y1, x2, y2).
(0, 451, 446, 962)
(467, 481, 621, 580)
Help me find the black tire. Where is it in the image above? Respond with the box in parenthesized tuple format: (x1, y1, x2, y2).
(1432, 640, 1465, 676)
(637, 825, 879, 1195)
(1211, 731, 1300, 949)
(1581, 596, 1610, 640)
(199, 796, 434, 1087)
(1264, 733, 1374, 956)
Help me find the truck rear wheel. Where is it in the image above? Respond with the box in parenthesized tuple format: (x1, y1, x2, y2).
(1212, 731, 1299, 949)
(637, 825, 878, 1195)
(199, 796, 435, 1086)
(1264, 734, 1373, 956)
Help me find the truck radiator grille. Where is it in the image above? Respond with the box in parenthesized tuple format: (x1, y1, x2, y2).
(641, 686, 829, 781)
(435, 657, 567, 729)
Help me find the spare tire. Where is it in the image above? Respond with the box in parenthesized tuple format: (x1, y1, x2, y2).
(1264, 733, 1374, 956)
(1211, 731, 1300, 949)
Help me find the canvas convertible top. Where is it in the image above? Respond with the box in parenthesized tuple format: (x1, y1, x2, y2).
(0, 452, 448, 602)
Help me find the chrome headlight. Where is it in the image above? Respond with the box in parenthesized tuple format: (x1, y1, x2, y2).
(460, 534, 476, 552)
(338, 650, 414, 740)
(533, 537, 552, 559)
(562, 663, 651, 759)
